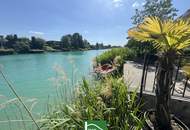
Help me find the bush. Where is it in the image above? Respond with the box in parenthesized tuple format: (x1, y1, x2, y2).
(94, 48, 136, 75)
(41, 77, 144, 130)
(96, 48, 136, 65)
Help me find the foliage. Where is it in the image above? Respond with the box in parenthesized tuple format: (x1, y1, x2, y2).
(30, 37, 45, 50)
(128, 16, 190, 130)
(95, 48, 136, 75)
(0, 33, 112, 55)
(60, 34, 72, 48)
(92, 43, 112, 50)
(60, 33, 91, 49)
(128, 17, 190, 53)
(41, 77, 144, 130)
(13, 38, 30, 53)
(46, 41, 61, 50)
(5, 34, 18, 48)
(184, 48, 190, 55)
(13, 41, 30, 53)
(125, 39, 156, 57)
(131, 0, 178, 25)
(96, 48, 136, 65)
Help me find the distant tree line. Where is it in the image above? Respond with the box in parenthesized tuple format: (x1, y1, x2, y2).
(0, 33, 113, 55)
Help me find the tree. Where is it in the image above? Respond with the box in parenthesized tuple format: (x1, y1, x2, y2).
(13, 37, 30, 53)
(71, 33, 83, 49)
(5, 34, 18, 48)
(0, 35, 6, 49)
(30, 36, 45, 49)
(131, 0, 178, 25)
(83, 39, 90, 48)
(60, 34, 72, 48)
(128, 17, 190, 130)
(95, 43, 104, 49)
(125, 39, 156, 57)
(13, 41, 30, 53)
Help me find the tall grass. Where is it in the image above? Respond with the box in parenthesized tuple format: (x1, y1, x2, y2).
(0, 56, 144, 130)
(0, 69, 41, 130)
(41, 77, 144, 130)
(0, 95, 40, 130)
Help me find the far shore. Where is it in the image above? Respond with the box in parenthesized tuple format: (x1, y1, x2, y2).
(0, 48, 112, 56)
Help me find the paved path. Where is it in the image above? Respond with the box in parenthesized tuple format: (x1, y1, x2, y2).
(124, 61, 190, 98)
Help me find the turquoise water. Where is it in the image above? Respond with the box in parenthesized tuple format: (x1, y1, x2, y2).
(0, 50, 105, 129)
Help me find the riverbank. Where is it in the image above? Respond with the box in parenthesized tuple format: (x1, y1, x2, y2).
(0, 48, 111, 56)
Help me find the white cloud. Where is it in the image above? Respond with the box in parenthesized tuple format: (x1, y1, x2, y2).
(29, 30, 44, 35)
(132, 1, 140, 8)
(112, 0, 124, 8)
(132, 1, 145, 8)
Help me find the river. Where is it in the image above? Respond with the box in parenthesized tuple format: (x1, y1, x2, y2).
(0, 50, 105, 130)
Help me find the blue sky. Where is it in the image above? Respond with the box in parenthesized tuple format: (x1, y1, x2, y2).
(0, 0, 189, 45)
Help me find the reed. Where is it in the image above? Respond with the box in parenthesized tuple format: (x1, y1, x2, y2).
(40, 76, 144, 130)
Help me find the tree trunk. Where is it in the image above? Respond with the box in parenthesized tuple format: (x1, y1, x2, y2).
(155, 55, 174, 130)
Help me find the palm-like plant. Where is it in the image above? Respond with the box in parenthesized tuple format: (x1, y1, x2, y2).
(183, 64, 190, 78)
(128, 17, 190, 130)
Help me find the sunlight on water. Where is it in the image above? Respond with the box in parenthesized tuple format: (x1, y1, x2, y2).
(0, 50, 105, 130)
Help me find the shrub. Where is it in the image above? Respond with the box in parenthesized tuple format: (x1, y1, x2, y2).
(41, 77, 144, 130)
(95, 48, 136, 65)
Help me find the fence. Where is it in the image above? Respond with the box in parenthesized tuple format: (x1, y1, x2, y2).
(140, 54, 190, 98)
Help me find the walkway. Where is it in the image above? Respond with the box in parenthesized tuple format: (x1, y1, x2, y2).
(123, 61, 190, 98)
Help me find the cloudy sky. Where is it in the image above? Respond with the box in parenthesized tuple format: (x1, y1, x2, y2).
(0, 0, 189, 45)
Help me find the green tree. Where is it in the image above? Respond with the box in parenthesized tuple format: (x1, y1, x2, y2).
(83, 39, 90, 48)
(46, 41, 60, 49)
(60, 34, 72, 48)
(13, 37, 30, 53)
(71, 33, 83, 49)
(30, 36, 45, 49)
(131, 0, 178, 25)
(0, 35, 6, 49)
(128, 17, 190, 130)
(125, 39, 156, 57)
(95, 43, 104, 49)
(5, 34, 18, 48)
(13, 42, 30, 53)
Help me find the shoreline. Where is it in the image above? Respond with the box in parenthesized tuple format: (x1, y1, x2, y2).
(0, 48, 109, 56)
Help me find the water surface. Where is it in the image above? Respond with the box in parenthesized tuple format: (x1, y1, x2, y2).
(0, 50, 105, 129)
